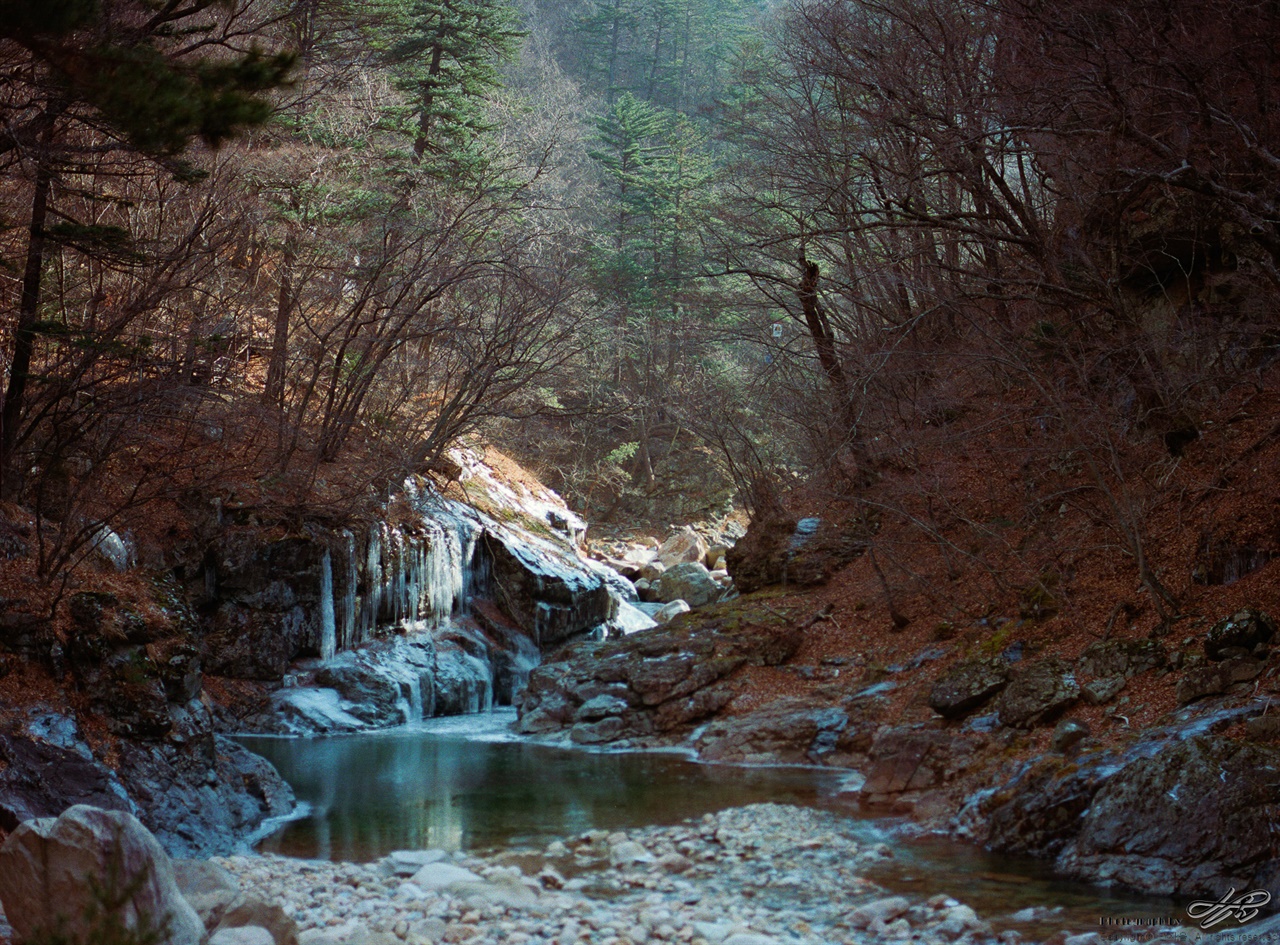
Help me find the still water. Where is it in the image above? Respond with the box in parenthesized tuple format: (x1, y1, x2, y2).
(241, 710, 852, 861)
(241, 710, 1180, 933)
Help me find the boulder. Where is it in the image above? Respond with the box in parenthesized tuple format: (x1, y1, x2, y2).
(314, 661, 404, 726)
(1051, 719, 1090, 753)
(639, 561, 666, 583)
(0, 733, 133, 832)
(656, 527, 707, 568)
(928, 659, 1009, 719)
(0, 805, 204, 945)
(1175, 657, 1263, 706)
(1078, 640, 1165, 678)
(654, 600, 691, 624)
(517, 603, 803, 742)
(1205, 609, 1276, 661)
(655, 562, 720, 608)
(1057, 737, 1280, 897)
(575, 693, 630, 721)
(571, 716, 628, 744)
(981, 756, 1113, 858)
(695, 698, 854, 765)
(486, 531, 617, 646)
(996, 658, 1080, 728)
(726, 513, 868, 594)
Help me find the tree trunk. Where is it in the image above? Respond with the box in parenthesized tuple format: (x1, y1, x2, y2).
(414, 42, 446, 160)
(264, 232, 297, 406)
(797, 257, 853, 423)
(0, 156, 53, 499)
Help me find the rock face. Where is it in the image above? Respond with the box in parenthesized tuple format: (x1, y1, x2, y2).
(116, 734, 296, 859)
(928, 659, 1009, 719)
(995, 658, 1080, 728)
(0, 805, 205, 945)
(725, 513, 869, 594)
(980, 755, 1115, 858)
(860, 727, 981, 800)
(0, 732, 133, 831)
(203, 535, 332, 680)
(1057, 738, 1280, 897)
(1205, 608, 1276, 660)
(65, 591, 197, 739)
(516, 605, 804, 743)
(38, 592, 295, 857)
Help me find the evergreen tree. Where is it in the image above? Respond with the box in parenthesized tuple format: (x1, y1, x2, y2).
(0, 0, 292, 496)
(375, 0, 525, 173)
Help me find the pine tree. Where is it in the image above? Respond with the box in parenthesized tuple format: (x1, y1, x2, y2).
(375, 0, 525, 174)
(0, 0, 292, 497)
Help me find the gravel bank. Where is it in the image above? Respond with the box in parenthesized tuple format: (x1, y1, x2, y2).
(214, 804, 1140, 945)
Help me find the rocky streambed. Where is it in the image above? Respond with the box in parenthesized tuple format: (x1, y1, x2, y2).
(208, 804, 1127, 945)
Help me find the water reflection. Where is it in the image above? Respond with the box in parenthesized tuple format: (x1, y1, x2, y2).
(240, 711, 845, 862)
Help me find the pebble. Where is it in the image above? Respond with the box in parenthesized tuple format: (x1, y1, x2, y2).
(211, 804, 1096, 945)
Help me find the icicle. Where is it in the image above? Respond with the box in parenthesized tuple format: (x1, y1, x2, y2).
(319, 548, 336, 661)
(340, 530, 357, 651)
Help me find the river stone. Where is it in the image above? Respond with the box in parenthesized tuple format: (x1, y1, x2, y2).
(210, 928, 274, 945)
(0, 805, 204, 945)
(996, 658, 1080, 728)
(449, 877, 538, 909)
(173, 857, 241, 928)
(850, 896, 911, 928)
(1057, 737, 1280, 897)
(928, 659, 1009, 719)
(1175, 657, 1263, 705)
(409, 861, 482, 889)
(379, 849, 449, 877)
(656, 561, 720, 608)
(609, 840, 655, 866)
(1205, 609, 1276, 660)
(214, 895, 300, 945)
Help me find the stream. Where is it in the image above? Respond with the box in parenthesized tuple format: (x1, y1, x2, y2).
(240, 710, 1182, 939)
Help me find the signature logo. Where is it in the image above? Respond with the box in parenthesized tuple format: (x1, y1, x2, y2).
(1186, 888, 1272, 929)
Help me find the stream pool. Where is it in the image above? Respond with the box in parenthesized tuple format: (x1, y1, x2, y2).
(240, 709, 1182, 935)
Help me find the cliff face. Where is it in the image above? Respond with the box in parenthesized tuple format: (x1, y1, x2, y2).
(0, 446, 643, 854)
